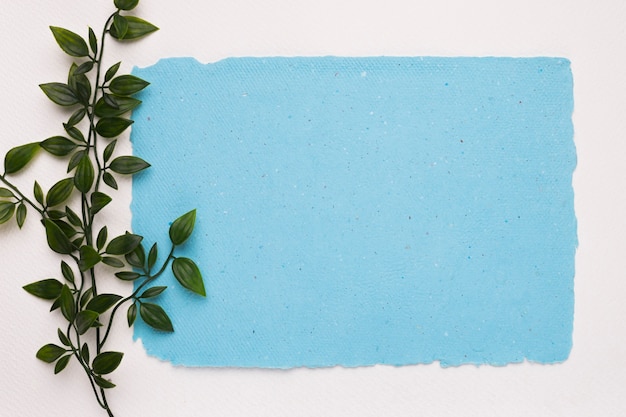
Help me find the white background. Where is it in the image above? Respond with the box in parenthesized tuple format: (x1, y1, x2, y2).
(1, 0, 625, 416)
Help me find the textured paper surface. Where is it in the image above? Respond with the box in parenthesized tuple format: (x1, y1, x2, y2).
(130, 56, 576, 367)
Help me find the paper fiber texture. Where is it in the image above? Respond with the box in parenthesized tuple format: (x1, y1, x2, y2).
(130, 57, 576, 367)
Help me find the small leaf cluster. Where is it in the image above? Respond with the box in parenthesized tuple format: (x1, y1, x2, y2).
(1, 2, 205, 416)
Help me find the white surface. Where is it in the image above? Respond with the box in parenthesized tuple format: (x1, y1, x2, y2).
(1, 0, 624, 416)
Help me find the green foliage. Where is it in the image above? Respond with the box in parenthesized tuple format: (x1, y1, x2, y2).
(0, 2, 205, 416)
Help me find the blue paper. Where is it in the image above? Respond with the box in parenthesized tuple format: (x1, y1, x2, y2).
(130, 57, 576, 367)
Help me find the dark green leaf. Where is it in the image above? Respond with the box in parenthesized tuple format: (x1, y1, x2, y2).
(88, 27, 97, 55)
(61, 261, 74, 284)
(86, 294, 123, 314)
(104, 62, 121, 83)
(50, 26, 89, 57)
(96, 117, 133, 138)
(109, 156, 150, 175)
(46, 178, 74, 207)
(23, 278, 63, 300)
(79, 245, 101, 271)
(169, 209, 196, 246)
(125, 243, 145, 268)
(172, 257, 206, 296)
(0, 201, 15, 224)
(67, 150, 86, 172)
(36, 343, 67, 363)
(103, 140, 117, 163)
(81, 342, 90, 364)
(109, 75, 149, 96)
(4, 142, 40, 174)
(79, 287, 93, 309)
(39, 83, 79, 106)
(127, 303, 137, 326)
(115, 0, 139, 11)
(110, 16, 158, 40)
(52, 219, 78, 239)
(73, 61, 94, 75)
(65, 206, 82, 227)
(103, 171, 118, 190)
(90, 192, 112, 216)
(57, 328, 71, 347)
(115, 271, 140, 281)
(44, 218, 73, 254)
(96, 226, 108, 251)
(75, 310, 99, 334)
(139, 302, 173, 332)
(95, 96, 141, 118)
(94, 375, 116, 389)
(64, 124, 85, 143)
(106, 233, 142, 255)
(54, 355, 71, 374)
(147, 243, 158, 270)
(67, 108, 87, 127)
(74, 155, 94, 193)
(139, 286, 167, 299)
(59, 284, 75, 322)
(92, 351, 123, 375)
(33, 182, 44, 205)
(103, 92, 119, 109)
(50, 298, 61, 312)
(112, 14, 128, 39)
(0, 187, 14, 198)
(41, 136, 78, 157)
(73, 75, 92, 105)
(47, 209, 66, 220)
(16, 202, 26, 228)
(102, 256, 124, 268)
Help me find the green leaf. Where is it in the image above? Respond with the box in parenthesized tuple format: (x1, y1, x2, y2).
(93, 351, 123, 375)
(39, 83, 79, 106)
(103, 171, 118, 190)
(104, 62, 121, 83)
(79, 288, 93, 310)
(139, 302, 173, 332)
(41, 136, 78, 157)
(96, 226, 108, 251)
(65, 206, 82, 227)
(90, 192, 112, 215)
(95, 96, 141, 118)
(147, 243, 158, 270)
(110, 16, 158, 40)
(96, 117, 133, 138)
(44, 218, 74, 254)
(4, 142, 40, 174)
(86, 294, 123, 314)
(127, 303, 137, 327)
(169, 209, 196, 246)
(115, 0, 139, 11)
(74, 155, 94, 193)
(172, 257, 206, 296)
(75, 310, 99, 335)
(23, 278, 63, 300)
(109, 75, 149, 96)
(61, 261, 75, 284)
(50, 26, 89, 57)
(59, 284, 76, 322)
(139, 286, 167, 299)
(79, 245, 101, 271)
(67, 150, 86, 172)
(0, 187, 14, 198)
(81, 342, 90, 364)
(125, 243, 145, 268)
(33, 182, 44, 205)
(68, 108, 87, 128)
(103, 93, 119, 109)
(106, 233, 143, 255)
(112, 14, 128, 39)
(47, 209, 66, 220)
(36, 344, 67, 363)
(73, 61, 94, 75)
(0, 201, 15, 224)
(64, 124, 85, 143)
(46, 178, 74, 207)
(53, 219, 78, 239)
(15, 202, 26, 228)
(109, 155, 150, 175)
(103, 140, 117, 163)
(115, 271, 140, 281)
(102, 256, 125, 268)
(54, 355, 71, 374)
(57, 328, 71, 347)
(94, 375, 116, 389)
(88, 27, 97, 55)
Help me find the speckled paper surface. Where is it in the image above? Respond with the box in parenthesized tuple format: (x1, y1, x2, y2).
(130, 57, 576, 367)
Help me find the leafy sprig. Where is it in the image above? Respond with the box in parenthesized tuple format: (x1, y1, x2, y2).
(1, 1, 205, 416)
